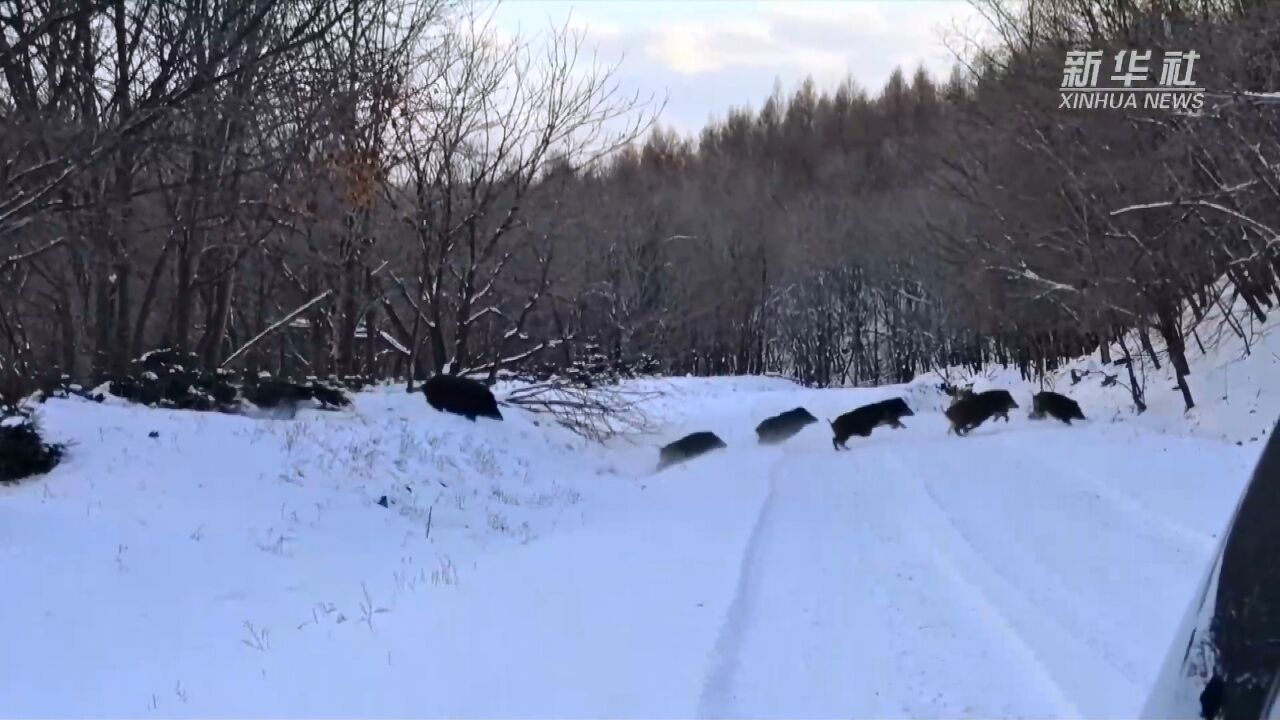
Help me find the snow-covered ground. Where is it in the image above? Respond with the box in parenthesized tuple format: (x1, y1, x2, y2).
(946, 294, 1280, 448)
(2, 324, 1275, 717)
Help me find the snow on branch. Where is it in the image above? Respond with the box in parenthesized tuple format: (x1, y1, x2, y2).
(993, 264, 1080, 294)
(1204, 90, 1280, 105)
(1110, 198, 1280, 254)
(379, 330, 411, 356)
(220, 290, 333, 368)
(1112, 198, 1276, 232)
(465, 306, 502, 326)
(0, 237, 65, 272)
(464, 340, 565, 376)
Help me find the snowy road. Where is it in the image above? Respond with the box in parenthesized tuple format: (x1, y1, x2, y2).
(668, 413, 1244, 718)
(687, 424, 1230, 718)
(416, 395, 1251, 718)
(0, 379, 1259, 717)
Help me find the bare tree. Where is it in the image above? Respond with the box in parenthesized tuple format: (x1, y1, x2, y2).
(387, 7, 656, 381)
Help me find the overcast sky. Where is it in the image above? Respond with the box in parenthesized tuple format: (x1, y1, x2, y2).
(489, 1, 989, 135)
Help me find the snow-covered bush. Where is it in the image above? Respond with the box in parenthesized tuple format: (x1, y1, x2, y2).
(0, 409, 63, 483)
(99, 349, 351, 416)
(516, 348, 662, 388)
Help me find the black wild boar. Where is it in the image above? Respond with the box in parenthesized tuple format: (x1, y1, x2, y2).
(829, 398, 915, 450)
(945, 389, 1018, 436)
(1029, 391, 1085, 425)
(308, 384, 351, 409)
(245, 380, 315, 410)
(422, 374, 503, 421)
(948, 387, 975, 407)
(657, 431, 727, 470)
(755, 407, 818, 445)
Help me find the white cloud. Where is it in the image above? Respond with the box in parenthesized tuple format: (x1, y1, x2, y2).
(490, 1, 986, 133)
(563, 11, 624, 38)
(761, 0, 892, 33)
(644, 18, 789, 75)
(639, 1, 977, 83)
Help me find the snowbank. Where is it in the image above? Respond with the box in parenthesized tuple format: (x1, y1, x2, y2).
(0, 352, 1271, 715)
(908, 301, 1280, 446)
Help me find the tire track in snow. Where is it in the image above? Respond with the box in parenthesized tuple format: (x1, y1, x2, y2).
(887, 446, 1149, 713)
(695, 449, 785, 719)
(1069, 460, 1216, 553)
(974, 429, 1215, 557)
(691, 418, 1206, 717)
(695, 441, 1077, 718)
(966, 439, 1199, 690)
(998, 426, 1217, 552)
(881, 450, 1084, 716)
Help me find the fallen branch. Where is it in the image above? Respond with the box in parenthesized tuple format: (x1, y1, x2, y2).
(221, 290, 333, 368)
(502, 381, 660, 443)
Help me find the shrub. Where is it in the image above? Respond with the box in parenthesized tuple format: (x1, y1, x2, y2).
(0, 410, 64, 483)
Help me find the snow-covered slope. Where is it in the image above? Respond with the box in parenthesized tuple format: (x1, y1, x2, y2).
(920, 302, 1280, 447)
(0, 360, 1268, 716)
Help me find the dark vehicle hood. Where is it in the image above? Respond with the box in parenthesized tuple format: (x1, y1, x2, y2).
(1144, 422, 1280, 720)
